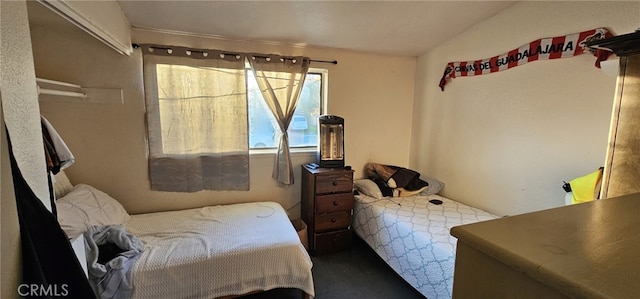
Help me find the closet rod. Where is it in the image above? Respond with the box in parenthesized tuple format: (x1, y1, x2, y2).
(36, 77, 82, 89)
(37, 88, 86, 98)
(36, 77, 87, 98)
(36, 77, 123, 103)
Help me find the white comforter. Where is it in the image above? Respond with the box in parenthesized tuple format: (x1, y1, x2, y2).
(352, 194, 497, 299)
(125, 202, 314, 299)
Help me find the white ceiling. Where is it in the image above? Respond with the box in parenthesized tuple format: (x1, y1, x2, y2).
(117, 1, 518, 57)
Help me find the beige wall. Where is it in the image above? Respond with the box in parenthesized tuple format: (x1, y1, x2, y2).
(2, 0, 45, 297)
(3, 1, 50, 209)
(0, 104, 20, 299)
(30, 3, 416, 217)
(410, 1, 640, 216)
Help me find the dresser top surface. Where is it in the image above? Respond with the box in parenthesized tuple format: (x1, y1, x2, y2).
(302, 164, 354, 175)
(451, 193, 640, 299)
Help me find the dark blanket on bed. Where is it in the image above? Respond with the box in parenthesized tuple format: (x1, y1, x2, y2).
(365, 163, 429, 192)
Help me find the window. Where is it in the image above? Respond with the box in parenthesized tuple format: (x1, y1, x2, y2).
(142, 46, 250, 191)
(248, 68, 326, 150)
(154, 63, 248, 155)
(144, 44, 324, 188)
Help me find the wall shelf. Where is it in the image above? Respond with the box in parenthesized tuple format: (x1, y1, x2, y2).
(37, 78, 123, 104)
(36, 0, 133, 56)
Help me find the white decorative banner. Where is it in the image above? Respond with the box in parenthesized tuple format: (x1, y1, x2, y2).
(439, 28, 612, 91)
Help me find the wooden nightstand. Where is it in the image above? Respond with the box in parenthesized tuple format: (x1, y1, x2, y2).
(301, 163, 354, 255)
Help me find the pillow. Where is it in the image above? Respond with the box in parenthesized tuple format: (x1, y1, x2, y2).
(371, 177, 395, 197)
(56, 184, 131, 239)
(53, 170, 74, 199)
(419, 176, 445, 196)
(354, 179, 384, 199)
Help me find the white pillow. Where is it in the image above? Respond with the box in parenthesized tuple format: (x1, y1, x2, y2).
(354, 179, 384, 199)
(56, 184, 131, 239)
(53, 171, 74, 199)
(419, 177, 445, 196)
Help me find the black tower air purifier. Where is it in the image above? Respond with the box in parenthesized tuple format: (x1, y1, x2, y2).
(317, 115, 345, 168)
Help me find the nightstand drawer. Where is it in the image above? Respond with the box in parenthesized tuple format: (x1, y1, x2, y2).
(316, 173, 353, 194)
(314, 229, 352, 254)
(315, 211, 351, 232)
(316, 193, 354, 214)
(302, 164, 355, 255)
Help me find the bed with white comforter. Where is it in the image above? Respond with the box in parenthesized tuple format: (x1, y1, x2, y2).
(127, 201, 314, 299)
(54, 178, 314, 299)
(352, 193, 497, 299)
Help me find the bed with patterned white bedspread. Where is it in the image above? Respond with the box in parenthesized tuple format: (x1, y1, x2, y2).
(125, 201, 314, 299)
(352, 194, 497, 299)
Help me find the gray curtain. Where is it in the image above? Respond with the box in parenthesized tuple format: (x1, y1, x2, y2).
(248, 54, 310, 185)
(142, 45, 249, 192)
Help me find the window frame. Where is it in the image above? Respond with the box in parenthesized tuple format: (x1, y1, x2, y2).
(248, 67, 328, 154)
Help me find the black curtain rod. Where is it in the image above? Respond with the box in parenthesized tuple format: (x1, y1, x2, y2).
(133, 44, 338, 65)
(310, 59, 338, 65)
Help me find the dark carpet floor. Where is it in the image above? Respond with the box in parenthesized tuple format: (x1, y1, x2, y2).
(240, 235, 426, 299)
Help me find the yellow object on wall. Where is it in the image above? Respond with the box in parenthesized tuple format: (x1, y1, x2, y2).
(570, 168, 603, 204)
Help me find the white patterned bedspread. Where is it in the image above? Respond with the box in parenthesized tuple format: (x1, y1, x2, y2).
(125, 201, 314, 299)
(352, 194, 497, 299)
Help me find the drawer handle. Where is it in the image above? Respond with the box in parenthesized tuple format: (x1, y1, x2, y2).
(332, 181, 338, 186)
(333, 201, 339, 206)
(331, 218, 337, 223)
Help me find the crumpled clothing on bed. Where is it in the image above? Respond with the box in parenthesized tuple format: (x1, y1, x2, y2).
(364, 163, 429, 197)
(84, 225, 144, 299)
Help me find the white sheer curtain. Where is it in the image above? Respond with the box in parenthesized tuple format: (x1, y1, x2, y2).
(142, 45, 249, 192)
(248, 54, 310, 185)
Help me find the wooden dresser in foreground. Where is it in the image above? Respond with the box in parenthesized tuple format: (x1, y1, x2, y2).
(450, 192, 640, 299)
(301, 164, 354, 255)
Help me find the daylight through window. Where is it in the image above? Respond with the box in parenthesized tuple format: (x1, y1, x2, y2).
(248, 69, 326, 150)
